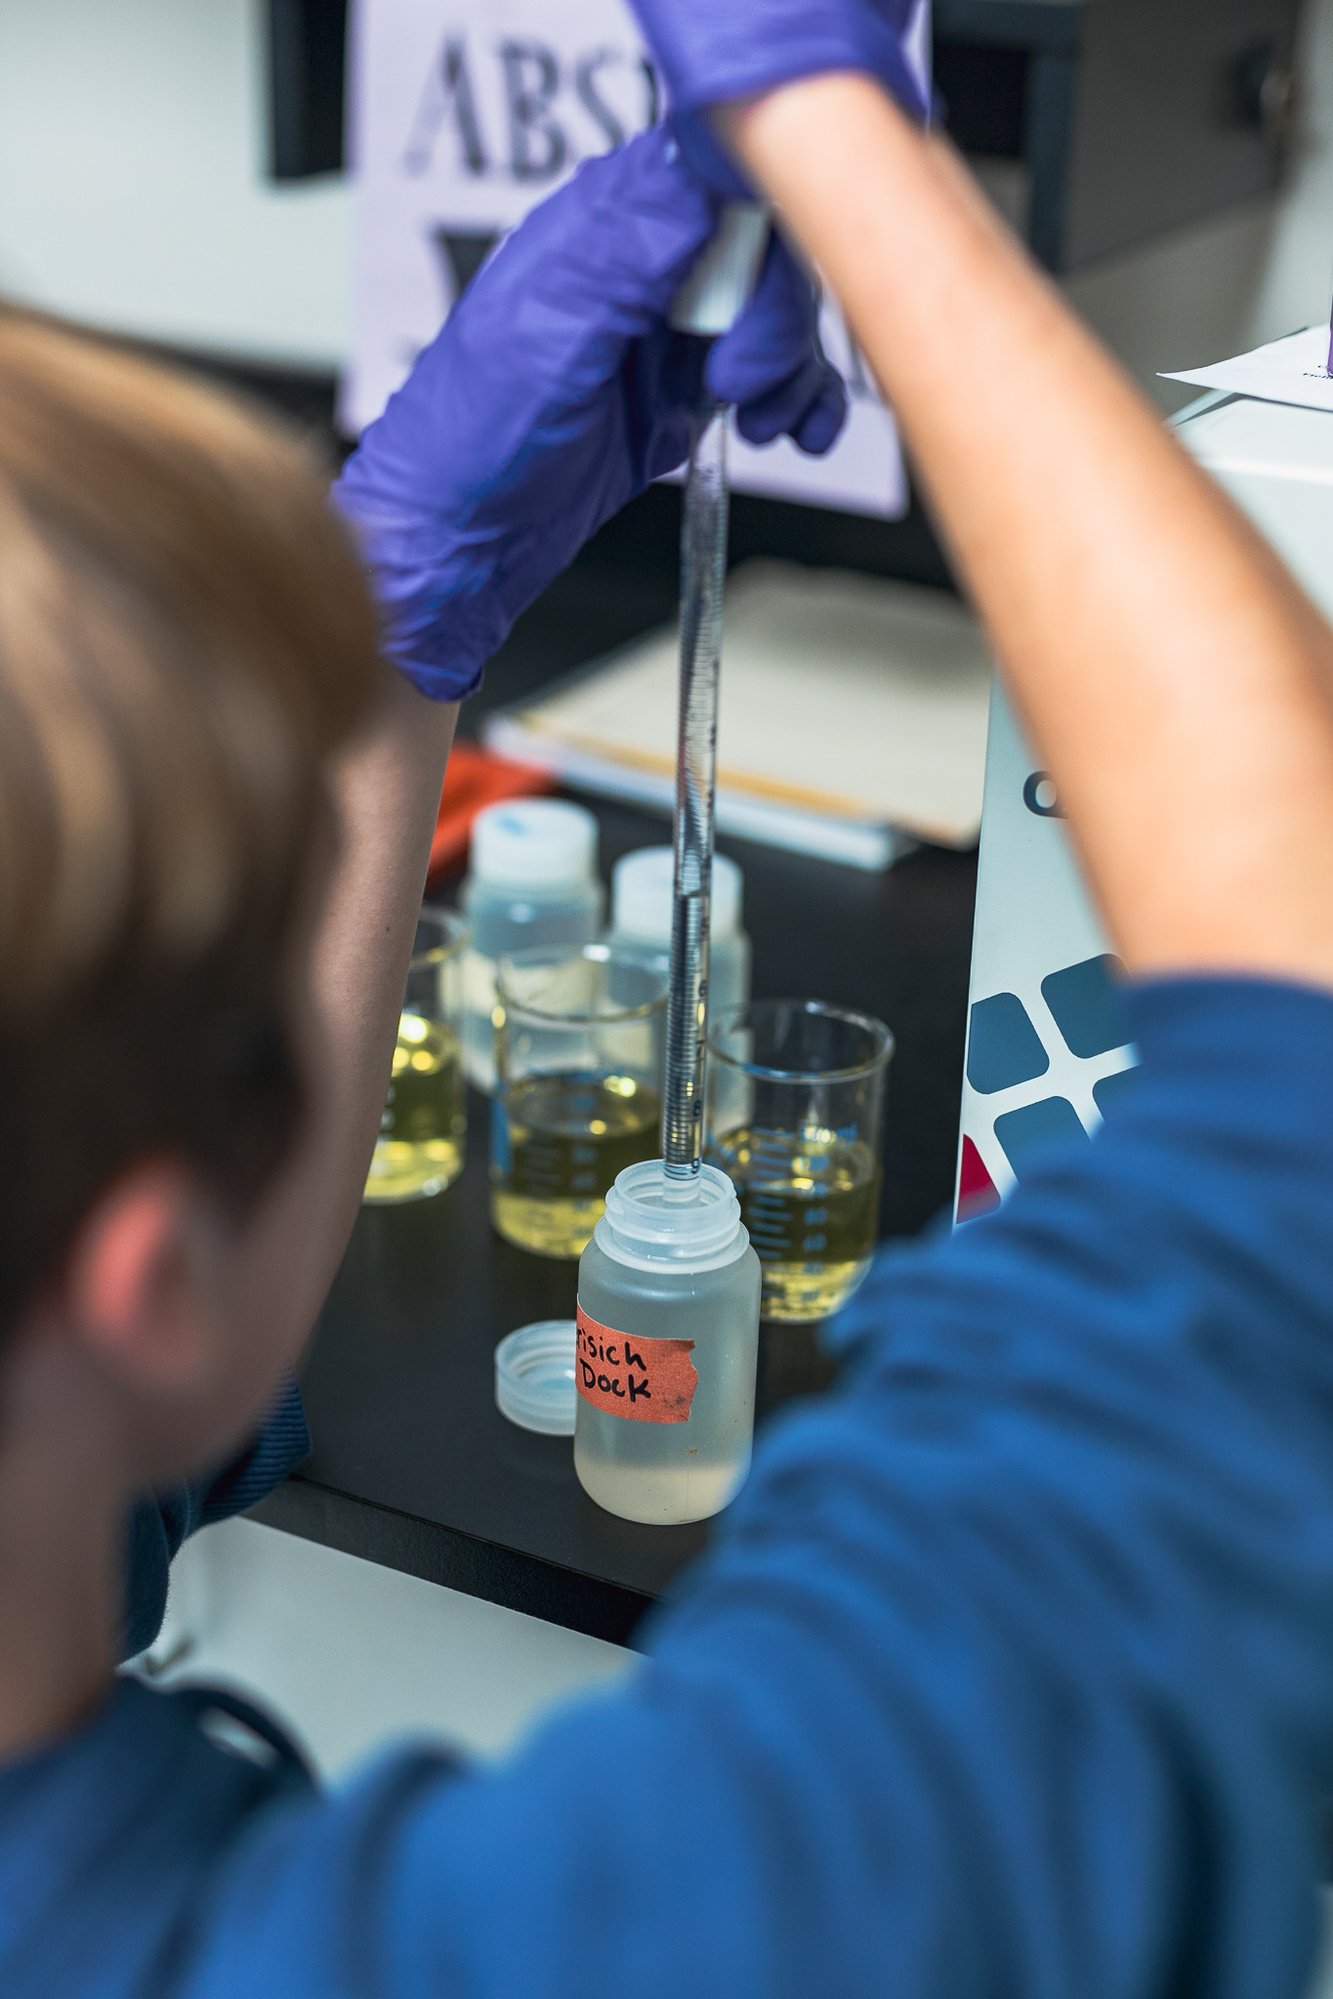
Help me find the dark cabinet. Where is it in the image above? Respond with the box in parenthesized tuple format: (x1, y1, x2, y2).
(936, 0, 1303, 271)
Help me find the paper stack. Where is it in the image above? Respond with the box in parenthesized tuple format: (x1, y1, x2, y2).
(483, 563, 993, 871)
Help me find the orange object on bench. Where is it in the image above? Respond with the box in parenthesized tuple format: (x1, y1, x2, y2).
(427, 739, 554, 888)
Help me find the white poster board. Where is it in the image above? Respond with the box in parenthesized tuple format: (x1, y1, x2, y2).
(956, 687, 1135, 1223)
(956, 392, 1333, 1223)
(343, 0, 928, 517)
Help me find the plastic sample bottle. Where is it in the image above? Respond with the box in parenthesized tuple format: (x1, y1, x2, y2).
(459, 799, 604, 1089)
(608, 847, 750, 1024)
(574, 1161, 761, 1525)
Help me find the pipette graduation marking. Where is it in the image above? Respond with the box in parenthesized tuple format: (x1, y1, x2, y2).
(662, 399, 729, 1181)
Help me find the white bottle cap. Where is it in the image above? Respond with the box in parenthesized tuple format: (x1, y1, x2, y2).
(670, 204, 770, 338)
(471, 798, 598, 890)
(612, 847, 743, 946)
(494, 1320, 577, 1435)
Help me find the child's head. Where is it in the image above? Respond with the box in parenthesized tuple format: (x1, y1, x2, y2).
(0, 310, 379, 1481)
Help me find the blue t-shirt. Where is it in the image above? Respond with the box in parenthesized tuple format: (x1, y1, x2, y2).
(5, 977, 1333, 1999)
(122, 1378, 310, 1659)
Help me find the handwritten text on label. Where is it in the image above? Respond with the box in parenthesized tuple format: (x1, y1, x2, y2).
(575, 1305, 698, 1424)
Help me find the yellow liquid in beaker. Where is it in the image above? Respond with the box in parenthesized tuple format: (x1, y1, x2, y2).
(364, 1013, 466, 1204)
(492, 1071, 660, 1259)
(708, 1125, 880, 1322)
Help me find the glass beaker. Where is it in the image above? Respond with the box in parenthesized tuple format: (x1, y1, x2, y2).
(363, 907, 468, 1204)
(492, 944, 667, 1260)
(705, 1000, 893, 1323)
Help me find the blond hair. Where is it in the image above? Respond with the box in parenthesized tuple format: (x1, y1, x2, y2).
(0, 309, 380, 1333)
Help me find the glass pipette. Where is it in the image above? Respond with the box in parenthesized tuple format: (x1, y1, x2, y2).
(661, 205, 768, 1186)
(662, 398, 729, 1180)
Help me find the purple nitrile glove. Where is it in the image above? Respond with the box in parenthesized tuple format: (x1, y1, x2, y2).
(628, 0, 930, 124)
(708, 231, 844, 448)
(334, 127, 846, 703)
(629, 0, 930, 198)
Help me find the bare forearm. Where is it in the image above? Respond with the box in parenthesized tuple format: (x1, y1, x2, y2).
(243, 669, 455, 1343)
(727, 78, 1333, 986)
(313, 669, 457, 1245)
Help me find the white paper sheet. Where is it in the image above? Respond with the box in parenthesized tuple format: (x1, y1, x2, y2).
(342, 0, 929, 519)
(1162, 325, 1333, 415)
(486, 563, 992, 846)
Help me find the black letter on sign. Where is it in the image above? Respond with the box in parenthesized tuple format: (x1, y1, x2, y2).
(1023, 771, 1064, 819)
(622, 1341, 649, 1373)
(431, 228, 501, 309)
(627, 1375, 652, 1404)
(500, 40, 567, 183)
(641, 56, 662, 125)
(404, 38, 489, 178)
(575, 49, 626, 150)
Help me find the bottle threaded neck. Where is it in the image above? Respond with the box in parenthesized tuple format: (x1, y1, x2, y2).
(597, 1160, 745, 1268)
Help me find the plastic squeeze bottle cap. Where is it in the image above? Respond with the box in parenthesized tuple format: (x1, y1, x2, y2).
(612, 847, 743, 945)
(669, 203, 769, 338)
(471, 798, 598, 890)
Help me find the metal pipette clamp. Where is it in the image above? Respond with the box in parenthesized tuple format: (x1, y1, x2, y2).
(661, 204, 769, 1189)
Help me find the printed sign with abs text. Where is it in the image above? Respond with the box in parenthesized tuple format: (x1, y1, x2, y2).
(345, 0, 929, 516)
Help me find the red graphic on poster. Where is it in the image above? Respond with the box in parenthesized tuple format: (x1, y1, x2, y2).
(956, 1135, 1002, 1223)
(575, 1305, 698, 1425)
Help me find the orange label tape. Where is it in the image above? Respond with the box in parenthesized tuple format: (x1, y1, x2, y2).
(575, 1305, 699, 1425)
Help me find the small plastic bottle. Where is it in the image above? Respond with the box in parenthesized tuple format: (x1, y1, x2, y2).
(574, 1161, 761, 1525)
(608, 847, 750, 1024)
(460, 799, 604, 1090)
